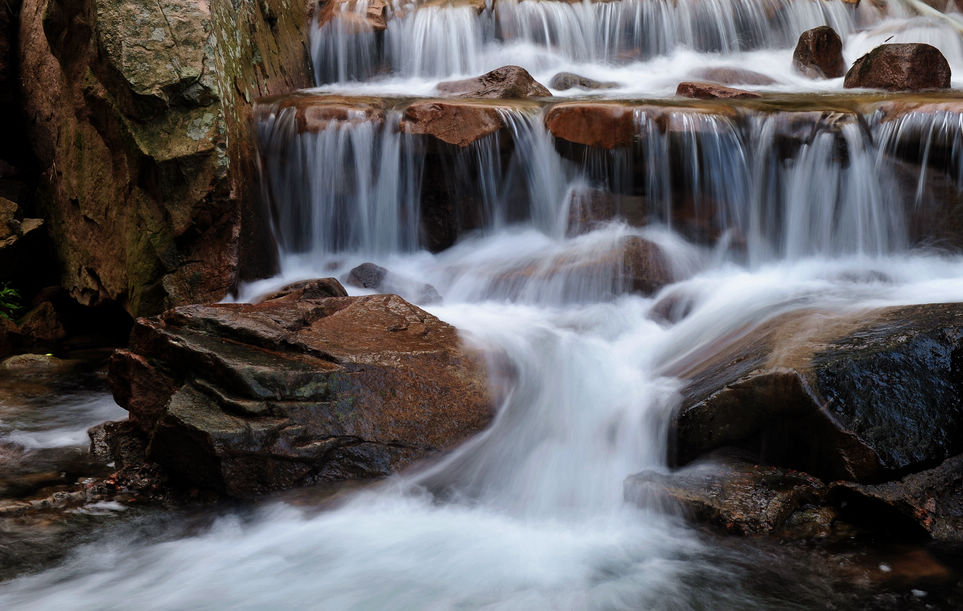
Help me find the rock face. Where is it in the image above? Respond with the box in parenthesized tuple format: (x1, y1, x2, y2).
(548, 72, 618, 91)
(18, 0, 315, 317)
(792, 26, 846, 79)
(109, 281, 494, 496)
(437, 66, 551, 99)
(676, 81, 761, 100)
(670, 303, 963, 483)
(317, 0, 388, 32)
(844, 44, 952, 91)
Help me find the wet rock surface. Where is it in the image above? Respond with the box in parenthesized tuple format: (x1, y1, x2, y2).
(844, 44, 952, 91)
(108, 280, 494, 496)
(548, 72, 618, 91)
(670, 303, 963, 482)
(792, 26, 846, 79)
(401, 101, 506, 147)
(676, 81, 761, 100)
(437, 66, 550, 99)
(343, 263, 442, 304)
(687, 67, 776, 86)
(545, 103, 637, 148)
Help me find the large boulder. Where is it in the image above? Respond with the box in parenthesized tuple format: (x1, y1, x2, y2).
(18, 0, 315, 317)
(108, 281, 495, 496)
(844, 44, 951, 91)
(436, 65, 550, 99)
(545, 103, 637, 149)
(548, 72, 618, 91)
(792, 26, 846, 79)
(670, 303, 963, 483)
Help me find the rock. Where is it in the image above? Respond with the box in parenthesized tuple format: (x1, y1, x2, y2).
(688, 67, 777, 86)
(545, 103, 637, 148)
(670, 303, 963, 483)
(108, 288, 494, 496)
(272, 96, 387, 133)
(401, 101, 505, 147)
(792, 26, 846, 79)
(316, 0, 388, 33)
(831, 453, 963, 542)
(844, 44, 951, 91)
(486, 235, 672, 299)
(548, 72, 618, 91)
(343, 263, 442, 304)
(18, 0, 315, 316)
(676, 81, 762, 100)
(15, 301, 65, 345)
(565, 187, 647, 236)
(0, 197, 17, 240)
(436, 66, 551, 99)
(625, 459, 834, 537)
(0, 353, 73, 373)
(254, 278, 349, 304)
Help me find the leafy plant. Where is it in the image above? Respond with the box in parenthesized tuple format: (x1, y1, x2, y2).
(0, 282, 23, 321)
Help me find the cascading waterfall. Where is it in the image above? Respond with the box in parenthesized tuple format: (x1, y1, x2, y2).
(4, 0, 963, 607)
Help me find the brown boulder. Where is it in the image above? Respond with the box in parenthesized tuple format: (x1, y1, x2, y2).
(253, 278, 349, 303)
(108, 282, 494, 496)
(343, 263, 442, 304)
(844, 44, 951, 91)
(401, 101, 505, 147)
(545, 103, 636, 148)
(792, 26, 846, 79)
(436, 66, 550, 99)
(670, 303, 963, 483)
(676, 81, 761, 100)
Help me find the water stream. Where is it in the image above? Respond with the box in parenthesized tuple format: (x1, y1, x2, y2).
(2, 0, 963, 607)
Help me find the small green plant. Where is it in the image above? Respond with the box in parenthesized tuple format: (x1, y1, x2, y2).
(0, 282, 23, 321)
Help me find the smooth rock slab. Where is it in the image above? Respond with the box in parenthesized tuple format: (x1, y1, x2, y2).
(670, 303, 963, 483)
(844, 44, 952, 91)
(109, 282, 494, 496)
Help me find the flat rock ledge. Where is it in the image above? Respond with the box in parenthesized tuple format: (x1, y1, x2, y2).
(108, 279, 495, 497)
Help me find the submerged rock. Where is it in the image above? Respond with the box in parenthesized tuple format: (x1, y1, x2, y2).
(437, 66, 551, 99)
(844, 44, 952, 91)
(343, 263, 442, 304)
(670, 303, 963, 483)
(548, 72, 619, 91)
(565, 187, 647, 236)
(687, 67, 776, 86)
(676, 81, 761, 100)
(793, 26, 846, 79)
(109, 281, 494, 496)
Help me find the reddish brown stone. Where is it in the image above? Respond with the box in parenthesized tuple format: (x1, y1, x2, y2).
(793, 26, 846, 79)
(316, 0, 388, 32)
(109, 284, 494, 496)
(401, 101, 505, 147)
(545, 103, 637, 148)
(437, 65, 550, 99)
(676, 81, 761, 100)
(688, 67, 777, 86)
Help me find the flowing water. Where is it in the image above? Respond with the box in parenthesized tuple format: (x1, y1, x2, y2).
(3, 0, 963, 607)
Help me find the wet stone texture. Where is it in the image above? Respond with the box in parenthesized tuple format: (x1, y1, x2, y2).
(109, 279, 495, 497)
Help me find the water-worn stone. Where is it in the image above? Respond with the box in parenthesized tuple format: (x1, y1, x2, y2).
(109, 282, 494, 496)
(545, 103, 637, 148)
(676, 81, 761, 100)
(625, 460, 834, 537)
(316, 0, 388, 32)
(688, 67, 776, 86)
(792, 26, 846, 79)
(565, 187, 647, 236)
(437, 66, 551, 99)
(844, 44, 951, 91)
(669, 303, 963, 483)
(831, 453, 963, 542)
(343, 263, 442, 304)
(548, 72, 618, 91)
(18, 0, 315, 316)
(253, 278, 349, 304)
(401, 101, 506, 147)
